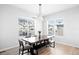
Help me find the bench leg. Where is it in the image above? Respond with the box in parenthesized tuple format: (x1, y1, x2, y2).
(53, 41, 55, 48)
(36, 50, 38, 55)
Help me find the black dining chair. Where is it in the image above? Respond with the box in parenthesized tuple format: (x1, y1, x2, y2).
(18, 39, 32, 55)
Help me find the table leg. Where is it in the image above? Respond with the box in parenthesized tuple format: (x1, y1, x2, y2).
(30, 44, 37, 55)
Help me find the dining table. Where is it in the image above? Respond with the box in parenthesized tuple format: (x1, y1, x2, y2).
(20, 35, 53, 55)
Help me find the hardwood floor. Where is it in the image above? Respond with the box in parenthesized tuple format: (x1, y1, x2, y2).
(0, 43, 79, 55)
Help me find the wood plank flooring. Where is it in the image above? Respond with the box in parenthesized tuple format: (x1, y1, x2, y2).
(0, 43, 79, 55)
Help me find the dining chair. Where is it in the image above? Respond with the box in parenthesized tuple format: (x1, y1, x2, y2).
(44, 38, 50, 47)
(18, 39, 32, 55)
(49, 36, 55, 48)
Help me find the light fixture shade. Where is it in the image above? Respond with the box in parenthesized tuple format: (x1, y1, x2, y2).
(38, 4, 42, 16)
(39, 4, 42, 6)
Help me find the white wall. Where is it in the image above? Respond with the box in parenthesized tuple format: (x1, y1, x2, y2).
(0, 4, 34, 51)
(46, 6, 79, 48)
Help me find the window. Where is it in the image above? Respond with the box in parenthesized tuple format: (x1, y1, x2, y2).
(48, 20, 55, 36)
(18, 17, 35, 37)
(48, 17, 64, 36)
(48, 24, 54, 36)
(56, 18, 64, 36)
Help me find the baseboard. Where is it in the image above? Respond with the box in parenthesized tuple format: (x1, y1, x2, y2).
(0, 45, 18, 52)
(56, 41, 79, 48)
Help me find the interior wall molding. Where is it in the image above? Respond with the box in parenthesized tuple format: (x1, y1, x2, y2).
(56, 41, 79, 48)
(0, 45, 18, 53)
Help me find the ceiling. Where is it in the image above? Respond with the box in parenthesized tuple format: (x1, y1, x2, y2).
(12, 4, 79, 16)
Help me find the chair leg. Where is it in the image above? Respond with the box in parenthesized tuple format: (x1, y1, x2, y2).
(53, 41, 55, 48)
(22, 50, 24, 55)
(19, 49, 20, 55)
(49, 43, 51, 47)
(27, 49, 30, 55)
